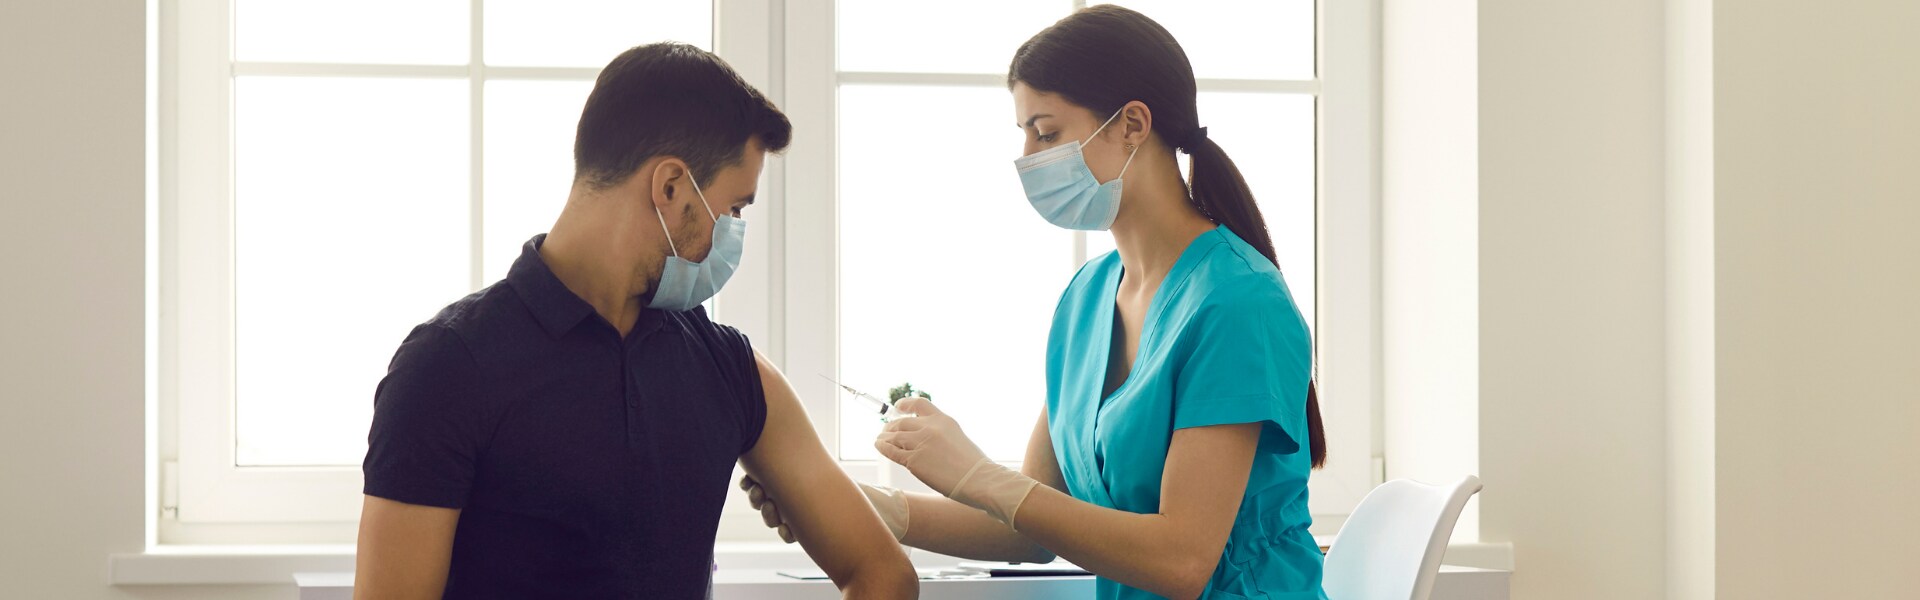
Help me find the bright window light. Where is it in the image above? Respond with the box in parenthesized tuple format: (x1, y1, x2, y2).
(836, 84, 1078, 461)
(235, 0, 470, 65)
(233, 76, 471, 466)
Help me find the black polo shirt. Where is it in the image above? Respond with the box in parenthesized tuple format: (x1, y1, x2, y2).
(364, 234, 766, 599)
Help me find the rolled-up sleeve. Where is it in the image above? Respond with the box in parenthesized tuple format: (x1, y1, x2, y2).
(1171, 282, 1314, 455)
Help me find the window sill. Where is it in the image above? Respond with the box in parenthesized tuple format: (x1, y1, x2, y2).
(109, 544, 356, 585)
(110, 540, 1514, 586)
(289, 567, 1508, 600)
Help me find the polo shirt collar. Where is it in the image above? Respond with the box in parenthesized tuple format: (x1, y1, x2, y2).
(506, 235, 598, 338)
(507, 235, 678, 340)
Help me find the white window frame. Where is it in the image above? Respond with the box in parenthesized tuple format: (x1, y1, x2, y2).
(162, 0, 772, 538)
(160, 0, 1377, 541)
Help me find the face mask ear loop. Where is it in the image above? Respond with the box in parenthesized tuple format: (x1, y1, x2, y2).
(1118, 144, 1140, 179)
(1083, 108, 1126, 146)
(656, 167, 715, 260)
(686, 171, 719, 222)
(653, 200, 680, 259)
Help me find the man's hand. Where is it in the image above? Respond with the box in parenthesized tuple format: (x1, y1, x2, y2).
(741, 474, 910, 543)
(353, 495, 460, 600)
(741, 473, 794, 543)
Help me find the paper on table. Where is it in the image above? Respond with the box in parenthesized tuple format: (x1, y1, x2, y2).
(954, 561, 1092, 577)
(776, 567, 988, 581)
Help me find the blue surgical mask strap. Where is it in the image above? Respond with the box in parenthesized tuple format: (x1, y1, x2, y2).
(652, 172, 719, 259)
(1084, 108, 1125, 145)
(652, 206, 679, 258)
(1086, 108, 1140, 181)
(687, 174, 719, 221)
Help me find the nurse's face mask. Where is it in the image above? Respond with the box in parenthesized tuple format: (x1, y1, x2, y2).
(648, 171, 745, 311)
(1013, 108, 1139, 231)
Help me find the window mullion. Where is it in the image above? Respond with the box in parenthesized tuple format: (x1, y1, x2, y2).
(780, 0, 841, 452)
(468, 0, 485, 290)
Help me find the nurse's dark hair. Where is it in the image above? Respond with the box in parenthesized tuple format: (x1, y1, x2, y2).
(1010, 5, 1326, 468)
(574, 42, 791, 190)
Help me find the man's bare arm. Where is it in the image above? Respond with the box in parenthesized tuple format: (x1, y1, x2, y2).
(739, 350, 919, 599)
(745, 407, 1061, 563)
(353, 495, 460, 600)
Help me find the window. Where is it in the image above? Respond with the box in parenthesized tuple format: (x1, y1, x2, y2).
(786, 0, 1379, 521)
(829, 0, 1319, 463)
(162, 0, 1377, 541)
(166, 0, 718, 528)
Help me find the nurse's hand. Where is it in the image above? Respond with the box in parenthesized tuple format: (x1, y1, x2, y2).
(874, 397, 987, 496)
(878, 397, 1043, 527)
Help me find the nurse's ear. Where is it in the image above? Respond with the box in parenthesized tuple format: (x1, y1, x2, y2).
(1112, 100, 1155, 150)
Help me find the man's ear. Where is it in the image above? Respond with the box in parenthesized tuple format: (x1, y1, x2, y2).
(648, 158, 691, 211)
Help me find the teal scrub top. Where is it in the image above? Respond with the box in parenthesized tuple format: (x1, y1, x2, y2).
(1045, 225, 1327, 600)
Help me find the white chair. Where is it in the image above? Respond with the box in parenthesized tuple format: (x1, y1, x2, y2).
(1321, 476, 1484, 600)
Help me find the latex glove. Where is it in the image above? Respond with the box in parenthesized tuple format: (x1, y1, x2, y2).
(739, 474, 909, 542)
(876, 397, 1040, 527)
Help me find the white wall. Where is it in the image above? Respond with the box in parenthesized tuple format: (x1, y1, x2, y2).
(0, 1, 285, 598)
(1475, 2, 1671, 599)
(1384, 1, 1672, 597)
(1383, 1, 1920, 598)
(1712, 0, 1920, 596)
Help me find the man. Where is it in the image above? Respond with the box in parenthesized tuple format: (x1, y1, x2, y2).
(353, 43, 917, 599)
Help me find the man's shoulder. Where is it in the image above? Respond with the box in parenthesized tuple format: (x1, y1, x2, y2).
(667, 308, 769, 457)
(381, 281, 556, 383)
(384, 284, 516, 374)
(421, 280, 521, 335)
(668, 306, 754, 358)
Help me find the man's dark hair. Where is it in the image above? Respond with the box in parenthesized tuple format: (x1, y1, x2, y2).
(573, 42, 792, 190)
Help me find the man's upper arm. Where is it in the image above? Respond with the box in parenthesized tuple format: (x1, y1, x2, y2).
(738, 350, 910, 583)
(357, 324, 484, 598)
(364, 324, 486, 508)
(354, 495, 461, 600)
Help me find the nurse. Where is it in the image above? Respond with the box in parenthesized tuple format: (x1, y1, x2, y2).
(748, 6, 1328, 599)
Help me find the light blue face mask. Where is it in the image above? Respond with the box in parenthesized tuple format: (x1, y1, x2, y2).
(1013, 108, 1139, 231)
(648, 174, 744, 311)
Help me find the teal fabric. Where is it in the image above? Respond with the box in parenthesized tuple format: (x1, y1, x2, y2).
(1044, 226, 1327, 600)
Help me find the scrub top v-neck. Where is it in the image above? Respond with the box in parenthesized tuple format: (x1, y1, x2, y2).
(1044, 225, 1327, 600)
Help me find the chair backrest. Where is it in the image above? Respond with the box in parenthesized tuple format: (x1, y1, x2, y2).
(1321, 476, 1484, 600)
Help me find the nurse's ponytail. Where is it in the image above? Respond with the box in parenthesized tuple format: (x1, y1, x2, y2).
(1182, 132, 1272, 263)
(1184, 135, 1327, 470)
(1011, 5, 1327, 469)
